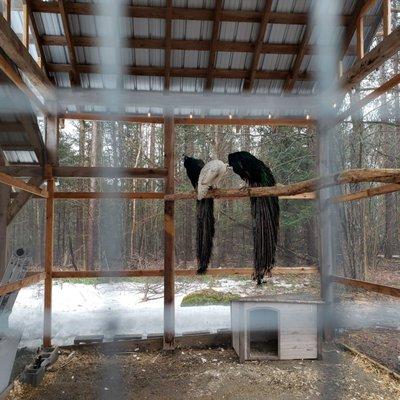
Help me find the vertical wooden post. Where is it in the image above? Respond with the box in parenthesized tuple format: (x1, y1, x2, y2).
(45, 111, 59, 166)
(356, 16, 364, 59)
(3, 0, 11, 22)
(22, 2, 29, 48)
(0, 183, 10, 280)
(163, 114, 175, 350)
(383, 0, 392, 37)
(43, 165, 54, 348)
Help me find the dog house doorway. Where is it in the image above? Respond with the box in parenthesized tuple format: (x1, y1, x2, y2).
(248, 308, 279, 359)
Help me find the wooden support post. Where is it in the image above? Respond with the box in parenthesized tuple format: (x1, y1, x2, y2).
(45, 111, 59, 166)
(356, 16, 364, 59)
(163, 114, 175, 350)
(383, 0, 392, 37)
(43, 166, 54, 348)
(0, 183, 10, 280)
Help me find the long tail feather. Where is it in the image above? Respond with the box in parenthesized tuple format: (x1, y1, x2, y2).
(251, 196, 279, 284)
(196, 198, 215, 274)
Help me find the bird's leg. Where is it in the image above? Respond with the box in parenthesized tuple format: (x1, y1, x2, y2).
(239, 184, 249, 192)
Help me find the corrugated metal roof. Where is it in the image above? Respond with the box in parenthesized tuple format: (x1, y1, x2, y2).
(0, 0, 384, 127)
(3, 150, 38, 164)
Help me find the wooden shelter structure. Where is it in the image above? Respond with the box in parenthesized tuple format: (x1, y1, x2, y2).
(0, 0, 399, 351)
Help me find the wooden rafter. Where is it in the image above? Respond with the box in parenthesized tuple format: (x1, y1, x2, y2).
(22, 2, 29, 47)
(57, 112, 316, 127)
(340, 0, 376, 59)
(164, 0, 172, 90)
(27, 1, 377, 26)
(205, 0, 222, 91)
(7, 176, 43, 225)
(26, 0, 48, 74)
(341, 25, 400, 92)
(2, 0, 10, 21)
(283, 24, 312, 93)
(244, 0, 272, 92)
(383, 0, 392, 36)
(58, 0, 79, 86)
(0, 171, 47, 196)
(0, 14, 53, 99)
(40, 35, 358, 56)
(46, 63, 312, 81)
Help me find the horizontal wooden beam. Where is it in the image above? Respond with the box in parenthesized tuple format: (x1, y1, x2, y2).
(341, 25, 400, 92)
(330, 183, 400, 203)
(46, 63, 312, 82)
(52, 266, 318, 279)
(0, 122, 25, 132)
(0, 171, 48, 197)
(60, 112, 316, 127)
(0, 272, 45, 296)
(41, 35, 354, 56)
(330, 275, 400, 298)
(53, 166, 167, 178)
(54, 192, 164, 199)
(166, 168, 400, 201)
(29, 1, 379, 26)
(0, 166, 167, 178)
(339, 73, 400, 122)
(0, 14, 53, 100)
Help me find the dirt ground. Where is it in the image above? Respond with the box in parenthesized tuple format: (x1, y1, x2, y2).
(339, 328, 400, 373)
(6, 344, 400, 400)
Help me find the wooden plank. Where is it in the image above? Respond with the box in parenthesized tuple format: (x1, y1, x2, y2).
(51, 266, 318, 279)
(283, 24, 312, 93)
(244, 0, 272, 92)
(0, 171, 47, 197)
(341, 25, 400, 93)
(330, 183, 400, 203)
(205, 0, 222, 91)
(2, 0, 10, 22)
(53, 191, 164, 199)
(338, 72, 400, 122)
(0, 52, 48, 114)
(356, 16, 364, 59)
(53, 166, 168, 178)
(41, 35, 357, 56)
(164, 0, 172, 90)
(0, 183, 9, 279)
(43, 176, 54, 348)
(0, 272, 45, 296)
(0, 14, 53, 99)
(58, 0, 79, 85)
(46, 63, 313, 82)
(28, 1, 375, 26)
(59, 113, 316, 127)
(0, 121, 25, 132)
(22, 2, 29, 47)
(163, 114, 175, 350)
(0, 165, 168, 178)
(45, 113, 59, 166)
(166, 168, 400, 201)
(330, 275, 400, 298)
(7, 176, 44, 225)
(383, 0, 392, 36)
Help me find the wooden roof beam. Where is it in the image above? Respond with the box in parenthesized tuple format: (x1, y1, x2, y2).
(58, 0, 79, 86)
(0, 14, 54, 100)
(341, 25, 400, 92)
(28, 1, 377, 26)
(283, 24, 312, 93)
(46, 63, 313, 81)
(164, 0, 172, 90)
(40, 35, 358, 56)
(244, 0, 272, 92)
(205, 0, 222, 91)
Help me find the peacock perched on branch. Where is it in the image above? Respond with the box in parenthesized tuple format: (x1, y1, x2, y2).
(183, 156, 215, 274)
(228, 151, 280, 285)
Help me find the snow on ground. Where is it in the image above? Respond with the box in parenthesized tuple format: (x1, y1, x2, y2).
(9, 279, 240, 348)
